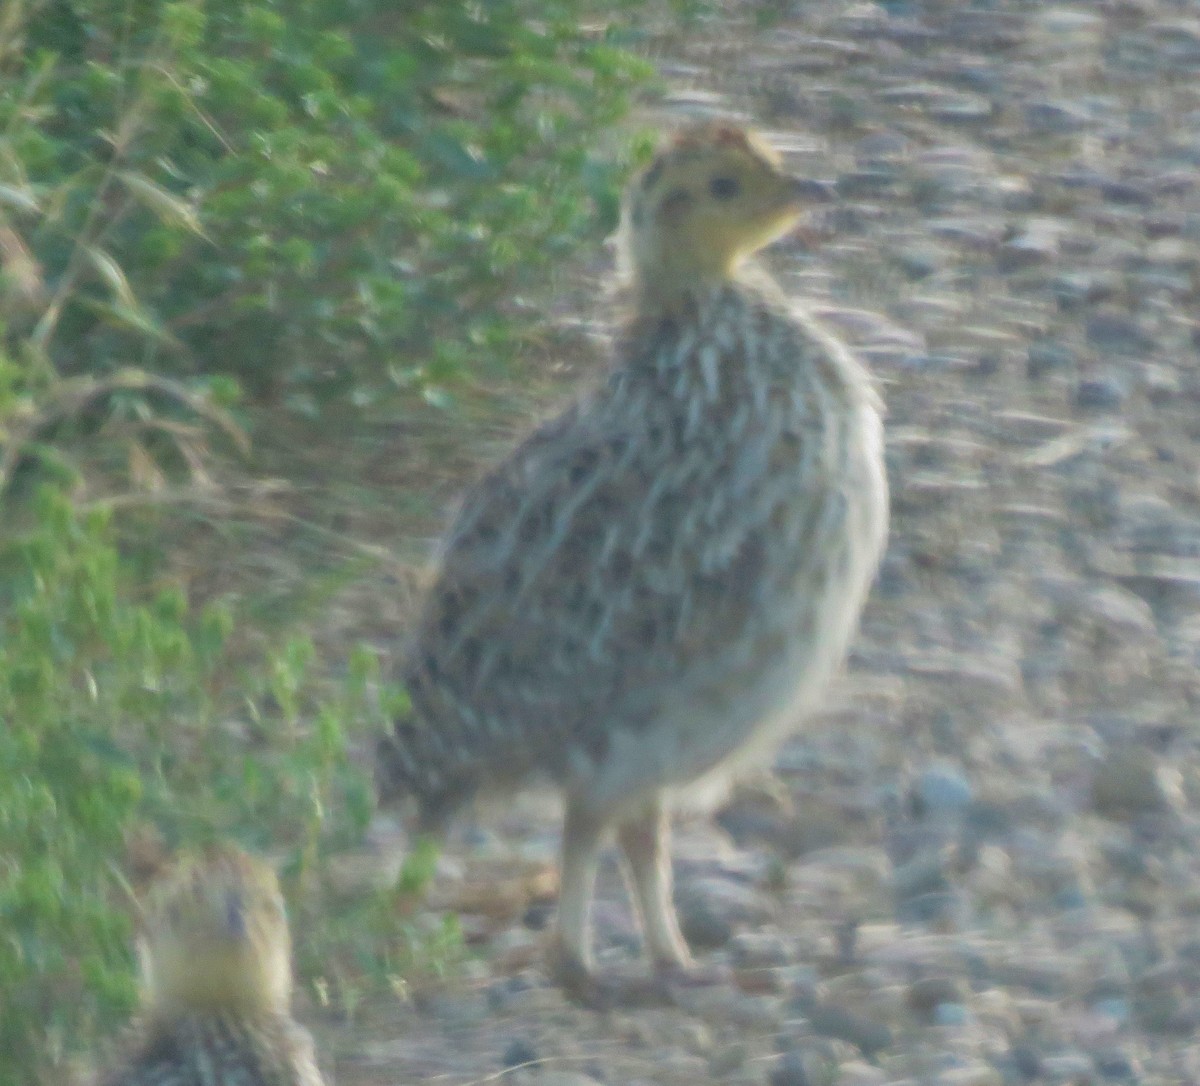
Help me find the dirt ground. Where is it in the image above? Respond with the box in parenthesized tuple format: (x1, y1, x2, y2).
(311, 3, 1200, 1083)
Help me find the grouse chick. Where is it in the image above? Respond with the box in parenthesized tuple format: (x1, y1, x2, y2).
(379, 123, 889, 1001)
(102, 844, 323, 1086)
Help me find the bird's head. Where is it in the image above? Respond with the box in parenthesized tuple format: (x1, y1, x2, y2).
(619, 123, 831, 310)
(136, 844, 292, 1020)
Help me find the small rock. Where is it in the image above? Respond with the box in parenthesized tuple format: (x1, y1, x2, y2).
(420, 989, 490, 1027)
(892, 848, 951, 901)
(1090, 997, 1131, 1024)
(1008, 1044, 1043, 1080)
(837, 1061, 886, 1086)
(502, 1038, 539, 1071)
(893, 245, 942, 279)
(938, 1067, 1005, 1086)
(1040, 1052, 1095, 1083)
(1093, 1048, 1140, 1079)
(1052, 271, 1118, 308)
(1027, 340, 1075, 379)
(999, 227, 1059, 270)
(805, 1002, 893, 1057)
(1025, 101, 1091, 133)
(770, 1052, 813, 1086)
(1086, 311, 1156, 355)
(730, 931, 795, 971)
(522, 902, 554, 930)
(912, 763, 975, 817)
(1142, 362, 1182, 402)
(907, 976, 967, 1016)
(708, 1043, 748, 1077)
(933, 1002, 971, 1026)
(1091, 748, 1173, 818)
(1075, 377, 1126, 411)
(675, 875, 773, 950)
(837, 169, 900, 198)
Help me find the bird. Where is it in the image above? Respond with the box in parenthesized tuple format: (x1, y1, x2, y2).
(378, 122, 889, 1004)
(100, 844, 323, 1086)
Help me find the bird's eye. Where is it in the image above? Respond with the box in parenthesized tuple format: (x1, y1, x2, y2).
(709, 176, 740, 200)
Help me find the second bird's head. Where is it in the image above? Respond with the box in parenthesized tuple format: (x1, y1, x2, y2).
(137, 844, 293, 1019)
(619, 123, 832, 306)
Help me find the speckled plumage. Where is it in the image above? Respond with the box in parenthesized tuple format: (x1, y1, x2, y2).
(103, 1014, 322, 1086)
(378, 123, 889, 997)
(100, 846, 323, 1086)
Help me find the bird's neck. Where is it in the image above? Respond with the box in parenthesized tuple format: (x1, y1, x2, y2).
(143, 954, 290, 1023)
(630, 267, 736, 322)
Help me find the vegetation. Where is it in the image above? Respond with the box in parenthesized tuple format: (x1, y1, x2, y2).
(0, 0, 651, 1080)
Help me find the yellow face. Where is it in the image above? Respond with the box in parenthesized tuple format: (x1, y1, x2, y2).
(138, 845, 292, 1017)
(623, 125, 822, 289)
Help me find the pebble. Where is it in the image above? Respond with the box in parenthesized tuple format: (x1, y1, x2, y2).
(1040, 1053, 1096, 1082)
(1086, 311, 1156, 355)
(770, 1052, 814, 1086)
(912, 763, 975, 817)
(907, 976, 968, 1016)
(933, 1001, 971, 1026)
(837, 1062, 887, 1086)
(804, 1002, 894, 1057)
(938, 1067, 1005, 1086)
(1027, 340, 1074, 378)
(1025, 101, 1092, 133)
(708, 1043, 748, 1077)
(729, 931, 796, 970)
(676, 873, 768, 950)
(502, 1038, 539, 1070)
(1093, 1048, 1140, 1079)
(892, 848, 951, 902)
(1091, 748, 1173, 818)
(1075, 377, 1126, 411)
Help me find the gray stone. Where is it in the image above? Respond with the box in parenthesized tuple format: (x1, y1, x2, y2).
(675, 874, 773, 950)
(912, 762, 974, 817)
(769, 1051, 812, 1086)
(933, 1001, 970, 1026)
(501, 1038, 539, 1070)
(1027, 340, 1074, 378)
(804, 1002, 893, 1057)
(1040, 1053, 1096, 1083)
(1086, 311, 1156, 355)
(1093, 1048, 1140, 1080)
(1091, 748, 1174, 818)
(1075, 376, 1127, 411)
(906, 975, 967, 1016)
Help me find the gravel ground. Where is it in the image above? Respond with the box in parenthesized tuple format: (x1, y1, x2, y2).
(317, 3, 1200, 1083)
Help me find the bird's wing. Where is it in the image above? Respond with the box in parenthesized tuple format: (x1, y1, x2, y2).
(404, 364, 819, 765)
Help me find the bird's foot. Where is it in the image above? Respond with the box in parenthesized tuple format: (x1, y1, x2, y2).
(552, 950, 730, 1010)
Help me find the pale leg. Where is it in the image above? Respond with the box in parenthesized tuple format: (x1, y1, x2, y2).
(553, 799, 606, 991)
(617, 797, 692, 971)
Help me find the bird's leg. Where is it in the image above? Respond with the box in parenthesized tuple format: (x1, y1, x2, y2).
(616, 798, 692, 973)
(551, 798, 606, 996)
(616, 800, 731, 998)
(553, 797, 727, 1009)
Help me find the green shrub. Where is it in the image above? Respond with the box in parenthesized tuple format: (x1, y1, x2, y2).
(0, 2, 657, 1078)
(0, 447, 393, 1081)
(4, 0, 650, 409)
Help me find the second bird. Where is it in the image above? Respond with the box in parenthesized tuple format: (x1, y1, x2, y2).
(379, 123, 889, 1004)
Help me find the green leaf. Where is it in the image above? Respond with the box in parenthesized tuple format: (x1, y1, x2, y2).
(116, 172, 207, 238)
